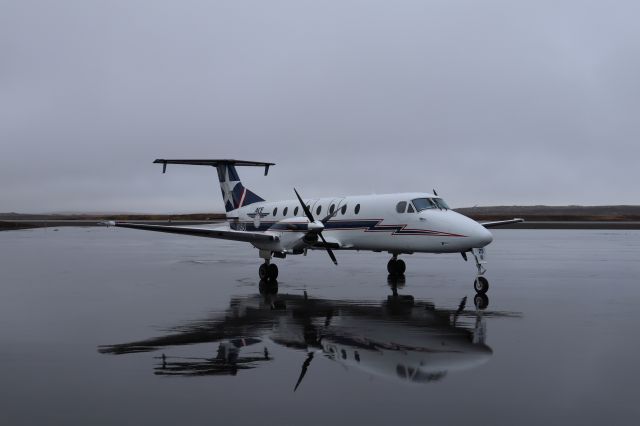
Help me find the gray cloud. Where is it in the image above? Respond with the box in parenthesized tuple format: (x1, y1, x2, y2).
(1, 0, 639, 212)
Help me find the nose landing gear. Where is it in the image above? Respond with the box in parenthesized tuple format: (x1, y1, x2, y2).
(471, 248, 490, 294)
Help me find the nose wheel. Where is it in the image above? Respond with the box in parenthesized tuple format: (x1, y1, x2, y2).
(473, 276, 489, 294)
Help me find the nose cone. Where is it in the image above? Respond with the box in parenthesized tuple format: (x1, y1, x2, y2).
(450, 212, 494, 248)
(473, 224, 493, 247)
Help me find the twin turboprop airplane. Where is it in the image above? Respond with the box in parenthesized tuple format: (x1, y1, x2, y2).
(110, 159, 523, 294)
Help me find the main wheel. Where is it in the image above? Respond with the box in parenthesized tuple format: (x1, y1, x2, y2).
(387, 259, 397, 275)
(395, 259, 406, 275)
(268, 263, 279, 280)
(259, 263, 269, 280)
(474, 276, 489, 294)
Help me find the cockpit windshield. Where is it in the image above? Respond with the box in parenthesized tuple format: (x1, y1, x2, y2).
(411, 197, 450, 211)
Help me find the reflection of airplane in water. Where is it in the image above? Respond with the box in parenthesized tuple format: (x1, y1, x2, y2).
(99, 280, 520, 388)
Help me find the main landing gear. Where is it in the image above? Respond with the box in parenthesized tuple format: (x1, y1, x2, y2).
(387, 255, 406, 276)
(258, 261, 278, 281)
(257, 250, 279, 281)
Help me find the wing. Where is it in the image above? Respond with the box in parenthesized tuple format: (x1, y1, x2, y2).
(110, 222, 278, 243)
(480, 218, 525, 228)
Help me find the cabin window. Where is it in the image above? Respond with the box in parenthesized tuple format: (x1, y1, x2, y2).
(283, 207, 288, 216)
(330, 204, 335, 214)
(273, 207, 278, 216)
(316, 205, 322, 215)
(355, 204, 360, 214)
(396, 201, 407, 213)
(294, 206, 299, 216)
(407, 204, 415, 213)
(341, 205, 347, 215)
(341, 349, 347, 359)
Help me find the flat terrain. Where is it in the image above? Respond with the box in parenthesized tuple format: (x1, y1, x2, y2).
(4, 205, 640, 230)
(1, 227, 639, 425)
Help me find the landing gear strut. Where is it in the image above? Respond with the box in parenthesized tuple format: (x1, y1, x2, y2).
(387, 255, 406, 276)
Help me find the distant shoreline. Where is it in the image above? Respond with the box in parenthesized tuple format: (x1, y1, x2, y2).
(3, 220, 640, 231)
(3, 206, 640, 231)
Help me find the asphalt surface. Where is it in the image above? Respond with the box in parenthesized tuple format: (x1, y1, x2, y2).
(1, 227, 639, 425)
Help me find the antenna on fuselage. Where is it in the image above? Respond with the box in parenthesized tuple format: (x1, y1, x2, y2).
(433, 188, 438, 196)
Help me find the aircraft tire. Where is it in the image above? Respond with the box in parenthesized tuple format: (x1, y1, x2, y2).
(268, 263, 279, 280)
(387, 259, 406, 276)
(474, 276, 489, 294)
(259, 263, 269, 280)
(387, 259, 395, 274)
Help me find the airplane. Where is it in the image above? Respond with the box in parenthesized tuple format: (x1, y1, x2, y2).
(107, 159, 523, 293)
(99, 283, 521, 387)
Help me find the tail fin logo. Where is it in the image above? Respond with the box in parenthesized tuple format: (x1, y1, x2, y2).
(220, 166, 240, 210)
(217, 163, 266, 212)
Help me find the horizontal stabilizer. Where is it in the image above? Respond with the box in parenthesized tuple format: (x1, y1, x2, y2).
(153, 159, 275, 175)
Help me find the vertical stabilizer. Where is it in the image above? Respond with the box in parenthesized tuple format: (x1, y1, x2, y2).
(215, 163, 265, 212)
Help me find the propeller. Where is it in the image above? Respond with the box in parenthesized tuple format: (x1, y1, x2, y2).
(294, 352, 314, 392)
(293, 188, 338, 265)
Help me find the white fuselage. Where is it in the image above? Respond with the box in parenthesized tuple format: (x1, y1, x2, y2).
(228, 192, 493, 254)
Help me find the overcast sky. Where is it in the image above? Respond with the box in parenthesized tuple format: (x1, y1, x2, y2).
(1, 0, 638, 213)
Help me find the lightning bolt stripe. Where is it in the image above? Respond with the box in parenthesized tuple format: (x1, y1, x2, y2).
(231, 219, 466, 237)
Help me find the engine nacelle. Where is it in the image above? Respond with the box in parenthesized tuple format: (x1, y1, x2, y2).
(267, 218, 315, 254)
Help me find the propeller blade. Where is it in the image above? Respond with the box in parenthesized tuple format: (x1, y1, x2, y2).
(294, 352, 314, 392)
(293, 188, 315, 223)
(318, 233, 338, 265)
(320, 208, 338, 225)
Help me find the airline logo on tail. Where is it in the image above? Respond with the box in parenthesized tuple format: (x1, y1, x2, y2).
(216, 163, 265, 212)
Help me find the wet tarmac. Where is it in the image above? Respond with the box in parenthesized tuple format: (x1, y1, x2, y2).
(1, 227, 639, 425)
